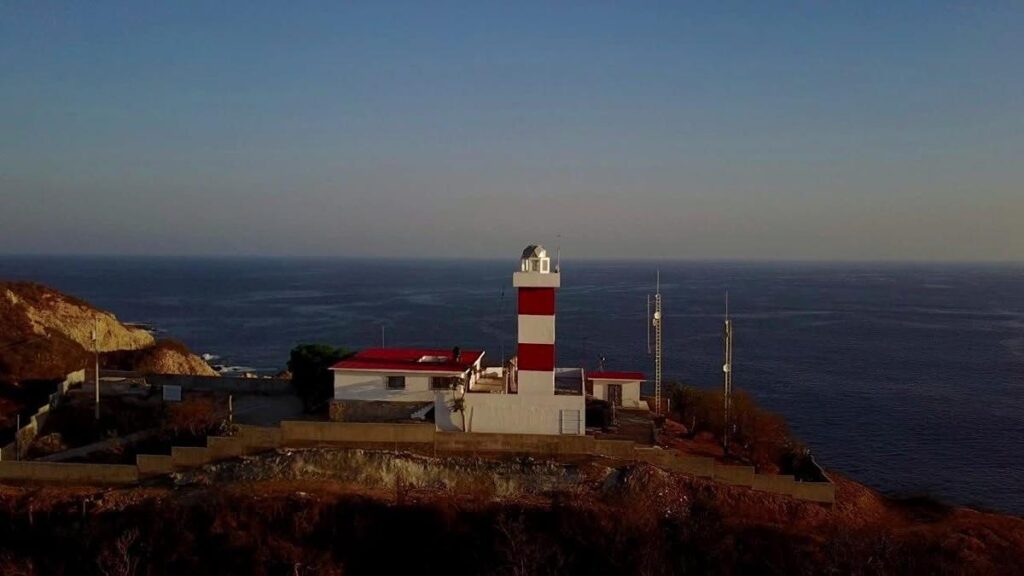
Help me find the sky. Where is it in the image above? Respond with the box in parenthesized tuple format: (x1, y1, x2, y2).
(1, 2, 1022, 261)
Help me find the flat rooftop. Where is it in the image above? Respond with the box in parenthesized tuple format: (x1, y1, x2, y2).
(331, 348, 484, 374)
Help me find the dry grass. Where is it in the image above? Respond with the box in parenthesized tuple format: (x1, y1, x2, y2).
(0, 454, 1020, 575)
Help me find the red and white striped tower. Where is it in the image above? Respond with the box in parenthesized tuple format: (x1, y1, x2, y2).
(514, 245, 560, 395)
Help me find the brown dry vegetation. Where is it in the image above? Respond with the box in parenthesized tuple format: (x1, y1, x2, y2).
(26, 393, 229, 462)
(0, 460, 1019, 576)
(664, 384, 810, 475)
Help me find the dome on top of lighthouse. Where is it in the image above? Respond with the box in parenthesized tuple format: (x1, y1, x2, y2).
(521, 245, 547, 259)
(520, 244, 552, 273)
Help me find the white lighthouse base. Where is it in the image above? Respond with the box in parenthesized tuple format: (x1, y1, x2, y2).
(435, 393, 585, 436)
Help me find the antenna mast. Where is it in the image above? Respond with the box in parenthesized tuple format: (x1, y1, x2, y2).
(723, 292, 734, 453)
(653, 271, 663, 414)
(646, 294, 651, 355)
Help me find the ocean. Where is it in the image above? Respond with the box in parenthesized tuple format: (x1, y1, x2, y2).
(1, 255, 1022, 515)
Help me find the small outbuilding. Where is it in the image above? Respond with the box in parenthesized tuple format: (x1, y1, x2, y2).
(587, 371, 646, 409)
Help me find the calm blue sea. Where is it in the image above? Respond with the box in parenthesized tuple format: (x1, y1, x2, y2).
(1, 256, 1022, 515)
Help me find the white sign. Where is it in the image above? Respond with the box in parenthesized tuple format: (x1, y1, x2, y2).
(163, 385, 182, 402)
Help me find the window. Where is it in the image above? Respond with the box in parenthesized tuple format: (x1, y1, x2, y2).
(431, 376, 460, 390)
(386, 376, 406, 390)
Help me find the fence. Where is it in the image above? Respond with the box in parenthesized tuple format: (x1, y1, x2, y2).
(0, 419, 835, 503)
(0, 370, 85, 461)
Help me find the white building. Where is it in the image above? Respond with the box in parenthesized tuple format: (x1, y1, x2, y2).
(588, 371, 646, 409)
(329, 245, 586, 436)
(331, 347, 485, 403)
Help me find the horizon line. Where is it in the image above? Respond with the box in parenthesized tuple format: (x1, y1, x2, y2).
(1, 252, 1022, 267)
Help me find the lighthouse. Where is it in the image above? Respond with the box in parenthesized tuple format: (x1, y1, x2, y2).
(513, 245, 560, 395)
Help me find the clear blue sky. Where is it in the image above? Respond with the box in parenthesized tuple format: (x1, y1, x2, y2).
(2, 2, 1022, 261)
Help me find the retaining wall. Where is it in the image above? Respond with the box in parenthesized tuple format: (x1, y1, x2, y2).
(0, 370, 85, 461)
(146, 374, 292, 395)
(282, 421, 435, 447)
(714, 463, 757, 487)
(136, 455, 174, 477)
(0, 420, 835, 503)
(0, 461, 138, 485)
(435, 430, 595, 455)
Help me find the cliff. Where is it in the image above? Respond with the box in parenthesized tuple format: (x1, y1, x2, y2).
(2, 282, 154, 353)
(0, 282, 214, 382)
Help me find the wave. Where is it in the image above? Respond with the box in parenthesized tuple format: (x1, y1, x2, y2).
(212, 364, 259, 374)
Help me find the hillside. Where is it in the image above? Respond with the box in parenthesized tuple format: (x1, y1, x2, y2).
(0, 451, 1020, 575)
(0, 282, 215, 382)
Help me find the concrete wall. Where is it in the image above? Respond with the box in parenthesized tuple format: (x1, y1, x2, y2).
(0, 461, 138, 484)
(0, 369, 84, 461)
(435, 430, 595, 456)
(713, 463, 757, 487)
(790, 480, 837, 503)
(136, 454, 174, 477)
(459, 393, 586, 435)
(329, 399, 434, 422)
(234, 425, 283, 451)
(281, 421, 435, 447)
(0, 417, 834, 504)
(147, 374, 292, 395)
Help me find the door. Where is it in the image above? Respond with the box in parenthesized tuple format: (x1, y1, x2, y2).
(559, 409, 581, 435)
(608, 384, 623, 407)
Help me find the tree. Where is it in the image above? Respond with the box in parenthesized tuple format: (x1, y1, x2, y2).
(287, 344, 352, 412)
(449, 391, 466, 431)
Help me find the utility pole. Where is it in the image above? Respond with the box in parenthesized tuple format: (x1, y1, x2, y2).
(723, 292, 734, 454)
(93, 317, 100, 421)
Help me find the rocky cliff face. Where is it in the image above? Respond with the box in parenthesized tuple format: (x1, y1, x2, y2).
(3, 283, 154, 353)
(0, 282, 214, 382)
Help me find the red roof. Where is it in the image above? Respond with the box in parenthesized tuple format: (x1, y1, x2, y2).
(331, 348, 484, 373)
(588, 371, 645, 381)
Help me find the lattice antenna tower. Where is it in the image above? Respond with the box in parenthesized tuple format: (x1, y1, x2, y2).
(653, 271, 663, 414)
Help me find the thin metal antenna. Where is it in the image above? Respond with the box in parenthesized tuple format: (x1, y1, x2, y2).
(555, 234, 562, 273)
(723, 291, 734, 454)
(381, 324, 385, 348)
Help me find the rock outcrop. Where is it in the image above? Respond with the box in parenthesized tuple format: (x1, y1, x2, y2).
(131, 340, 219, 377)
(0, 282, 214, 382)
